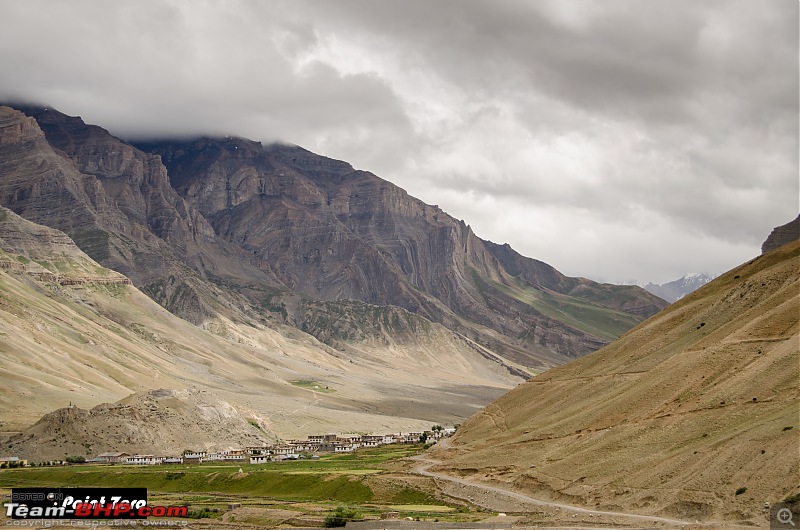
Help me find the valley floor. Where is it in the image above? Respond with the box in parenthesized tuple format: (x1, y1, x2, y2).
(0, 442, 779, 529)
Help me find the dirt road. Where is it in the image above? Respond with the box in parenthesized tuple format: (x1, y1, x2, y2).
(410, 452, 692, 529)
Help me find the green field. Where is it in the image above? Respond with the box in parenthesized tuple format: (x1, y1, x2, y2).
(0, 445, 419, 495)
(0, 444, 499, 527)
(289, 379, 336, 393)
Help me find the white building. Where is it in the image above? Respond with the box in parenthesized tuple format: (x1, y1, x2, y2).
(125, 455, 164, 465)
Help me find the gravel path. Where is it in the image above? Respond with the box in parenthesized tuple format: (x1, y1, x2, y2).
(411, 453, 691, 528)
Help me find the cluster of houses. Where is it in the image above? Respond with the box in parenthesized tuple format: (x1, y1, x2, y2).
(86, 428, 455, 466)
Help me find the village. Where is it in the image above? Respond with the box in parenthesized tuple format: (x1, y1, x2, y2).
(40, 426, 455, 467)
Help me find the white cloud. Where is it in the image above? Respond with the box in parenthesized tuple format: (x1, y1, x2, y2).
(0, 0, 796, 283)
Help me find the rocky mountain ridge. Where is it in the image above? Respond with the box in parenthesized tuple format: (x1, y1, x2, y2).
(762, 213, 799, 254)
(135, 132, 666, 364)
(0, 205, 131, 285)
(0, 102, 665, 373)
(0, 202, 520, 438)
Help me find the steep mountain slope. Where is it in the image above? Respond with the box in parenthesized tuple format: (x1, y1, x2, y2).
(0, 206, 517, 439)
(429, 240, 799, 523)
(0, 206, 130, 284)
(0, 105, 667, 370)
(136, 135, 666, 365)
(0, 104, 282, 327)
(643, 272, 714, 303)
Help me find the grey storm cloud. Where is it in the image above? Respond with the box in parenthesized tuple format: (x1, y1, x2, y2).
(0, 0, 796, 284)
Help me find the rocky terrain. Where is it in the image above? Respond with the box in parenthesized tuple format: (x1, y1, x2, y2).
(0, 104, 282, 328)
(0, 205, 131, 284)
(0, 102, 667, 456)
(0, 205, 517, 446)
(762, 213, 799, 254)
(137, 135, 666, 365)
(0, 104, 665, 371)
(3, 389, 271, 461)
(428, 238, 799, 524)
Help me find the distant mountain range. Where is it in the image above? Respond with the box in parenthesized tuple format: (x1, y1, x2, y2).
(639, 214, 799, 304)
(642, 272, 715, 303)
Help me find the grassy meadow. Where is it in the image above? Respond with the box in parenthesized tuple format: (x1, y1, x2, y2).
(0, 444, 482, 526)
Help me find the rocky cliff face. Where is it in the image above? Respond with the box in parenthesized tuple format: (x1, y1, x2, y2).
(0, 205, 518, 436)
(138, 136, 666, 365)
(0, 205, 131, 284)
(0, 105, 283, 325)
(0, 103, 666, 370)
(762, 214, 799, 254)
(483, 240, 667, 318)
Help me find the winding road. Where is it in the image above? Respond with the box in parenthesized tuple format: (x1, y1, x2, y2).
(410, 449, 690, 529)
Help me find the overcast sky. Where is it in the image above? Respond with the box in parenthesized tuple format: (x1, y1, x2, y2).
(0, 0, 797, 283)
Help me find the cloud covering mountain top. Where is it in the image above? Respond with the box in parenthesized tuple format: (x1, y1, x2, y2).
(1, 0, 796, 283)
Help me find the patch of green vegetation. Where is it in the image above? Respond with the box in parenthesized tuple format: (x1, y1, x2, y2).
(783, 426, 794, 431)
(290, 380, 335, 393)
(186, 507, 220, 519)
(385, 505, 455, 513)
(261, 295, 288, 320)
(16, 255, 31, 264)
(785, 493, 800, 503)
(469, 268, 493, 306)
(735, 487, 747, 496)
(324, 506, 362, 527)
(285, 469, 381, 475)
(0, 466, 371, 502)
(390, 487, 439, 505)
(469, 267, 639, 340)
(36, 259, 58, 272)
(71, 229, 110, 262)
(0, 444, 452, 527)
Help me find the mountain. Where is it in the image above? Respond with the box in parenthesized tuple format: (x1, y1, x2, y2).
(0, 103, 665, 372)
(429, 239, 799, 524)
(0, 103, 670, 450)
(134, 135, 666, 363)
(3, 389, 272, 461)
(643, 272, 714, 303)
(762, 213, 799, 254)
(0, 204, 518, 440)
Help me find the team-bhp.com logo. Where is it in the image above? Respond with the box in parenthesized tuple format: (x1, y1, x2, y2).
(4, 489, 187, 519)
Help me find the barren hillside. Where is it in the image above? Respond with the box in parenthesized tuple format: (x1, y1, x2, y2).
(3, 389, 273, 461)
(430, 240, 800, 524)
(0, 206, 517, 442)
